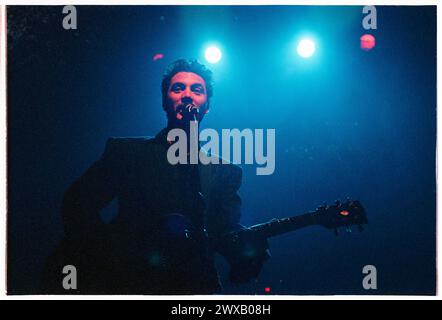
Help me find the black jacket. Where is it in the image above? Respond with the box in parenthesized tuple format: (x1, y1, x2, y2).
(43, 128, 243, 294)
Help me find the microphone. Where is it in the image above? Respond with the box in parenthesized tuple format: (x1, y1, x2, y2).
(186, 104, 199, 122)
(177, 103, 199, 122)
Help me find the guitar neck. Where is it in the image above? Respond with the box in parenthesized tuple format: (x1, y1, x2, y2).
(248, 212, 319, 238)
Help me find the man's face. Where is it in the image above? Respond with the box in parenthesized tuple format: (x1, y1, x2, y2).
(166, 72, 208, 114)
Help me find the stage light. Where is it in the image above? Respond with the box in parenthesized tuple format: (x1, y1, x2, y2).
(152, 53, 164, 61)
(297, 38, 316, 58)
(360, 34, 375, 51)
(204, 46, 222, 64)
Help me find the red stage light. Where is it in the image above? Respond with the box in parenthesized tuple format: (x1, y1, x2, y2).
(265, 287, 271, 293)
(153, 53, 164, 61)
(340, 210, 349, 216)
(360, 34, 375, 51)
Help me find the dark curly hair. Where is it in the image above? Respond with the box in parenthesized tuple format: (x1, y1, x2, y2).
(161, 59, 214, 109)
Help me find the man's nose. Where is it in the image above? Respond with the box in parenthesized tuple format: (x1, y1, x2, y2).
(181, 94, 193, 106)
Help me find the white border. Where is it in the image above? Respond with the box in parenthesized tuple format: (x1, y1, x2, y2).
(0, 1, 440, 300)
(436, 0, 440, 301)
(0, 1, 439, 5)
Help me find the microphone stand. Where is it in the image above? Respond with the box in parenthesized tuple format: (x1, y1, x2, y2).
(182, 104, 207, 238)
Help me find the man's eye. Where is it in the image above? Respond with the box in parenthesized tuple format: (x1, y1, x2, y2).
(193, 88, 204, 94)
(171, 86, 183, 93)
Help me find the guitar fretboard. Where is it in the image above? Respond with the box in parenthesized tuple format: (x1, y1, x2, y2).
(248, 212, 318, 238)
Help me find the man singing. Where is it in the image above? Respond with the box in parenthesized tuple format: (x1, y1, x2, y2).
(42, 59, 270, 294)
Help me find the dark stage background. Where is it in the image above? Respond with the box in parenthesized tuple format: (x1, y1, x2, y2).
(7, 5, 436, 294)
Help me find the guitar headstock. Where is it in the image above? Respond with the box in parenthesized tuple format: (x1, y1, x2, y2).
(314, 199, 368, 234)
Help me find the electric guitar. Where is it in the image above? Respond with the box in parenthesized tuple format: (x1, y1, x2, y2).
(215, 199, 368, 281)
(42, 199, 367, 292)
(224, 198, 367, 241)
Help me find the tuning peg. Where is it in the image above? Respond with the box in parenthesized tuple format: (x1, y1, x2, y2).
(334, 228, 339, 236)
(358, 225, 364, 232)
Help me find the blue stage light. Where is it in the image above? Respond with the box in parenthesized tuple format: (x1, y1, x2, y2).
(297, 38, 316, 58)
(204, 46, 222, 64)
